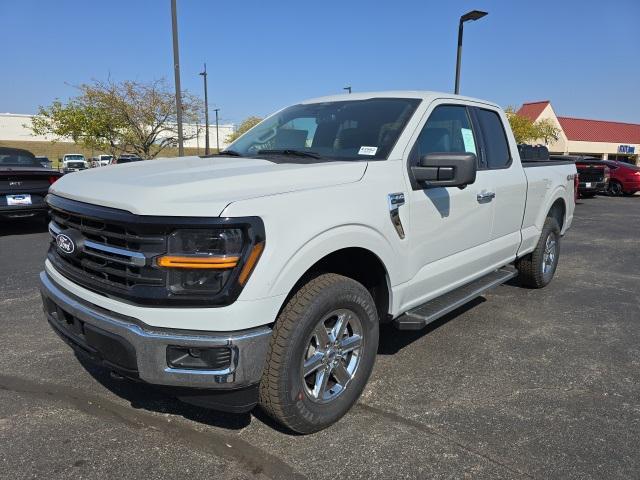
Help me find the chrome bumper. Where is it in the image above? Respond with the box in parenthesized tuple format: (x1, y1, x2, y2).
(39, 271, 272, 389)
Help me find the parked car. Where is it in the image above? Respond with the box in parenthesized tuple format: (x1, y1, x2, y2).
(62, 154, 88, 173)
(115, 154, 142, 164)
(551, 155, 609, 197)
(90, 155, 114, 168)
(35, 156, 52, 168)
(604, 160, 640, 196)
(0, 147, 62, 220)
(40, 91, 576, 433)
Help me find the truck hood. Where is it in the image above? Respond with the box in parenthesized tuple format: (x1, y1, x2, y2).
(49, 156, 368, 216)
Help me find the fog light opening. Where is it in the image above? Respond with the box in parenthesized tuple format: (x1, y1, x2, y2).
(166, 345, 232, 370)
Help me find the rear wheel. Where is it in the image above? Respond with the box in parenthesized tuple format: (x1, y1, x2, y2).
(259, 273, 379, 434)
(516, 217, 561, 288)
(608, 181, 623, 196)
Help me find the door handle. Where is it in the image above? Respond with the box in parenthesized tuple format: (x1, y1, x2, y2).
(477, 191, 496, 203)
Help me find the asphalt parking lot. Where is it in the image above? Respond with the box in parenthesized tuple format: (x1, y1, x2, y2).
(1, 194, 639, 480)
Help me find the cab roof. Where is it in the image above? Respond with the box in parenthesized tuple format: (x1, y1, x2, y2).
(301, 90, 500, 109)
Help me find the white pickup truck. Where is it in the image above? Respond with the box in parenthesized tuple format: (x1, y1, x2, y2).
(40, 91, 576, 433)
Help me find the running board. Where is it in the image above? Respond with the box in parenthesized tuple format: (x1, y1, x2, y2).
(394, 268, 517, 330)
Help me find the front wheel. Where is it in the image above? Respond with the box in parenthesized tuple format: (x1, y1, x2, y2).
(259, 273, 379, 434)
(516, 217, 561, 288)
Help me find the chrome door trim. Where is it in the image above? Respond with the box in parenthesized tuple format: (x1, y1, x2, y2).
(387, 192, 406, 239)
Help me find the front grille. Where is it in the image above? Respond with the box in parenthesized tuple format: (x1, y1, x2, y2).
(47, 199, 169, 303)
(45, 194, 265, 307)
(65, 162, 85, 169)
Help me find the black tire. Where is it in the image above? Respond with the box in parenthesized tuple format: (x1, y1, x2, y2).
(516, 217, 561, 289)
(608, 181, 623, 196)
(259, 273, 379, 434)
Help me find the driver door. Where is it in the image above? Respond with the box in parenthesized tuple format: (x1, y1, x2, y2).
(400, 102, 495, 310)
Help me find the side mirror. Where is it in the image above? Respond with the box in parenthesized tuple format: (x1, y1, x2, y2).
(411, 152, 477, 188)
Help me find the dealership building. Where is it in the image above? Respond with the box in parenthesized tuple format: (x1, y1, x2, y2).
(517, 101, 640, 165)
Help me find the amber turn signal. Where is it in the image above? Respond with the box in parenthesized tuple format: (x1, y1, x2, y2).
(238, 242, 265, 285)
(157, 255, 239, 269)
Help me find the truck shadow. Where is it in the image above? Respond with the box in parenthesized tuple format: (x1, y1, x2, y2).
(0, 217, 48, 237)
(76, 354, 253, 431)
(377, 297, 486, 355)
(74, 295, 488, 433)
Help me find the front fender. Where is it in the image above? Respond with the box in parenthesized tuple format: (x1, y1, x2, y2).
(267, 224, 398, 299)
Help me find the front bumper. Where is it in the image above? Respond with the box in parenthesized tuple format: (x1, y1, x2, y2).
(39, 271, 272, 392)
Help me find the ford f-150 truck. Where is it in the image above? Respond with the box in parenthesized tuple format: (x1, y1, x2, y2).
(39, 91, 576, 433)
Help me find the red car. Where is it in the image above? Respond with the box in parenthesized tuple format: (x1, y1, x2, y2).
(604, 160, 640, 196)
(551, 155, 609, 198)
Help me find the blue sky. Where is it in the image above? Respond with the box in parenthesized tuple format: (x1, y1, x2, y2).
(1, 0, 638, 124)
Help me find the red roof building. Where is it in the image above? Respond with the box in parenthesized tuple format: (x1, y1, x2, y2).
(517, 101, 639, 163)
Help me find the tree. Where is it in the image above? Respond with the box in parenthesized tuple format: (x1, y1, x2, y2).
(505, 107, 561, 146)
(505, 107, 537, 144)
(30, 79, 202, 158)
(226, 116, 263, 144)
(534, 118, 560, 145)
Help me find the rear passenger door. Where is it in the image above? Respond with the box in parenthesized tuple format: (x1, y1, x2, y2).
(471, 107, 527, 263)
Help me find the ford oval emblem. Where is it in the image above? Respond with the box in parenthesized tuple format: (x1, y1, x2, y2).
(56, 233, 75, 254)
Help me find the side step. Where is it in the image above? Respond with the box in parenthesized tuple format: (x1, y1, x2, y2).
(394, 268, 517, 330)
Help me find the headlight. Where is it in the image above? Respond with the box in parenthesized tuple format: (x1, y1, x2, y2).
(159, 229, 243, 295)
(156, 228, 263, 296)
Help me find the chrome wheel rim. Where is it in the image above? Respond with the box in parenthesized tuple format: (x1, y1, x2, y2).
(542, 234, 557, 276)
(301, 309, 363, 403)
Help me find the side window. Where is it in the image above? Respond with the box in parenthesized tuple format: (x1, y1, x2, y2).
(411, 105, 477, 164)
(477, 109, 511, 169)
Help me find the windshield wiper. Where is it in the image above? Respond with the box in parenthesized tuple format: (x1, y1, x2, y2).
(215, 149, 243, 157)
(257, 149, 322, 159)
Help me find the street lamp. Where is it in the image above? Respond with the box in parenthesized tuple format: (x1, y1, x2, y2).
(199, 63, 210, 155)
(213, 108, 220, 152)
(171, 0, 184, 156)
(454, 10, 488, 95)
(343, 85, 352, 94)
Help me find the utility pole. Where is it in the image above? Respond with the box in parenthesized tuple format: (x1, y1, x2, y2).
(171, 0, 184, 156)
(214, 108, 220, 152)
(454, 10, 488, 95)
(199, 63, 210, 155)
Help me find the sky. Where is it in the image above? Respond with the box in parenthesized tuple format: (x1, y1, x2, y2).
(1, 0, 639, 125)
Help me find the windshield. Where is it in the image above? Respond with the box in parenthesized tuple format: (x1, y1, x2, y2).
(0, 151, 41, 167)
(65, 155, 84, 161)
(227, 98, 421, 161)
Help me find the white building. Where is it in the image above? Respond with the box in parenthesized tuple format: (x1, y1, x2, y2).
(0, 113, 235, 153)
(0, 113, 60, 142)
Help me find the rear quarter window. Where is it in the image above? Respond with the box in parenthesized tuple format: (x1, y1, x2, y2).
(477, 109, 511, 169)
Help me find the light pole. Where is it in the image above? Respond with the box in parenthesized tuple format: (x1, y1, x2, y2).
(171, 0, 184, 156)
(213, 108, 220, 152)
(199, 63, 210, 155)
(454, 10, 488, 95)
(343, 86, 352, 94)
